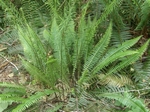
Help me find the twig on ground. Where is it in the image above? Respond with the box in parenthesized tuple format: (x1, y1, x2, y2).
(0, 54, 20, 75)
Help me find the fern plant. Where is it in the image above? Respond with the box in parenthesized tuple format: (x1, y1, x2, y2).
(0, 0, 150, 111)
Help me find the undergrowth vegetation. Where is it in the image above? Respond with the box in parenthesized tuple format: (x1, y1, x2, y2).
(0, 0, 150, 112)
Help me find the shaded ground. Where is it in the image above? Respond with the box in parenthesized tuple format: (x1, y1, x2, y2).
(0, 55, 19, 83)
(0, 43, 28, 84)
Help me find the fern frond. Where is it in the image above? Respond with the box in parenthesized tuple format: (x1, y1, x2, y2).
(7, 44, 23, 55)
(18, 24, 47, 68)
(72, 3, 98, 79)
(21, 0, 46, 27)
(0, 83, 26, 107)
(0, 95, 25, 103)
(92, 50, 138, 74)
(84, 73, 132, 91)
(98, 74, 133, 87)
(97, 0, 123, 25)
(0, 82, 25, 90)
(99, 92, 148, 112)
(133, 49, 150, 88)
(108, 39, 150, 75)
(136, 0, 150, 30)
(89, 85, 125, 100)
(12, 89, 54, 112)
(50, 18, 67, 66)
(2, 88, 26, 97)
(78, 22, 112, 85)
(79, 17, 98, 62)
(91, 36, 141, 74)
(22, 59, 58, 87)
(111, 26, 132, 46)
(0, 0, 19, 25)
(83, 22, 112, 72)
(50, 18, 72, 82)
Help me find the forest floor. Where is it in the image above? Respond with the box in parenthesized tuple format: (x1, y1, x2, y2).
(0, 43, 28, 85)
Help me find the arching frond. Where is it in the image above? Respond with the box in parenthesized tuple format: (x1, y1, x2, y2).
(12, 89, 54, 112)
(99, 92, 149, 112)
(0, 82, 26, 111)
(108, 39, 150, 75)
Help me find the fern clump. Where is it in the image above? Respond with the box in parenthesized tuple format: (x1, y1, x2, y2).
(0, 0, 150, 111)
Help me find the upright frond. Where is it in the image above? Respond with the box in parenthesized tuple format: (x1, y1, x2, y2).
(12, 89, 54, 112)
(78, 22, 112, 85)
(84, 22, 112, 72)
